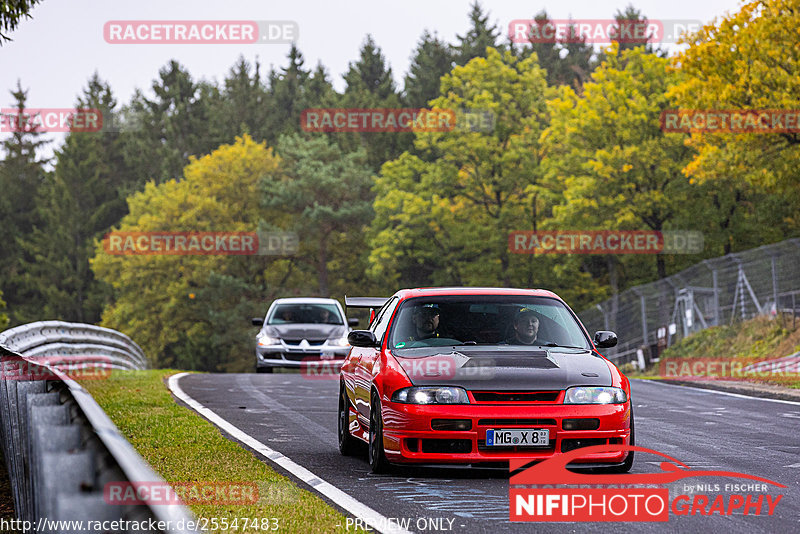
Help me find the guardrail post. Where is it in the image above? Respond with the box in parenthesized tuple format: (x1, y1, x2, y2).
(25, 391, 63, 522)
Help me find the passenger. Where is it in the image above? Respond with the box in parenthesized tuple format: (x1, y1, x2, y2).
(507, 308, 540, 345)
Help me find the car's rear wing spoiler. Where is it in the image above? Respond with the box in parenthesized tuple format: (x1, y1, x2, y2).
(344, 296, 389, 324)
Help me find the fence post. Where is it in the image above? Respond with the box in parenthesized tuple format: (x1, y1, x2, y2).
(633, 290, 648, 347)
(771, 255, 779, 315)
(596, 303, 609, 331)
(703, 260, 720, 326)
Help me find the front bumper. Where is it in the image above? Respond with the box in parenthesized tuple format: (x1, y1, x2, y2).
(380, 401, 631, 465)
(256, 343, 350, 368)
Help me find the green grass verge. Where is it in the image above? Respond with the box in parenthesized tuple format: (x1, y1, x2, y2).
(82, 370, 352, 533)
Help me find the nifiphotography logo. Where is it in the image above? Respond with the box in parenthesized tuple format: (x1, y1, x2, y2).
(509, 445, 785, 522)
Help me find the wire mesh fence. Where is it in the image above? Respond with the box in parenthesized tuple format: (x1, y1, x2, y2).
(578, 238, 800, 366)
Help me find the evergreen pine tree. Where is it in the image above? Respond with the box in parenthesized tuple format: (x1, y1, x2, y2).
(18, 75, 130, 323)
(341, 35, 408, 170)
(0, 80, 49, 324)
(454, 1, 501, 66)
(403, 30, 454, 107)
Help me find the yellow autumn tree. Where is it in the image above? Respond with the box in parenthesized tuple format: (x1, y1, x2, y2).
(91, 135, 283, 371)
(669, 0, 800, 234)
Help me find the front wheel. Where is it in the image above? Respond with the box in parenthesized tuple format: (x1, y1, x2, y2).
(368, 392, 391, 473)
(338, 383, 360, 456)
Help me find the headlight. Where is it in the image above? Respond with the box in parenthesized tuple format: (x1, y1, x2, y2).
(564, 386, 627, 404)
(391, 387, 470, 404)
(328, 335, 350, 347)
(257, 334, 279, 347)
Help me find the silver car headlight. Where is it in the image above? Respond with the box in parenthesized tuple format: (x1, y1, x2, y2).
(328, 335, 350, 347)
(257, 334, 279, 347)
(391, 387, 470, 404)
(564, 386, 627, 404)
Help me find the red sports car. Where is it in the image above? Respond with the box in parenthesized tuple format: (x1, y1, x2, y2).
(338, 287, 633, 473)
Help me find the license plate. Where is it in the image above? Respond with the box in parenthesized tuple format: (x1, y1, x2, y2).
(486, 428, 549, 447)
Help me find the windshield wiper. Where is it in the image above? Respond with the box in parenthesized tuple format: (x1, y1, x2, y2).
(542, 343, 590, 350)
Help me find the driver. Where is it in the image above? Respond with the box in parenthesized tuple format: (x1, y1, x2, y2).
(408, 305, 441, 341)
(318, 308, 332, 323)
(507, 308, 540, 345)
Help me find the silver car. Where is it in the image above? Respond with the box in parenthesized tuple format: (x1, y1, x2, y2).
(251, 297, 358, 373)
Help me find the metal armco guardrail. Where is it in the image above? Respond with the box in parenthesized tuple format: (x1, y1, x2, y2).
(0, 321, 198, 533)
(0, 321, 147, 370)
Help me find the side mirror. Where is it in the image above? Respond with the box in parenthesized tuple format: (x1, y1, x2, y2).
(347, 317, 360, 327)
(348, 330, 379, 348)
(594, 331, 618, 349)
(252, 317, 264, 327)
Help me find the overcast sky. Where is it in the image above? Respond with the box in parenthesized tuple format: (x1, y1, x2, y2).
(3, 0, 744, 155)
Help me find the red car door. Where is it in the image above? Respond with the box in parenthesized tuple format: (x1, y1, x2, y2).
(353, 297, 398, 421)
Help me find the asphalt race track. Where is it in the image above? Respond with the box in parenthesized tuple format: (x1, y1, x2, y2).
(174, 374, 800, 533)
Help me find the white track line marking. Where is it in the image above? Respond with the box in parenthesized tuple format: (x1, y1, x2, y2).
(167, 373, 413, 534)
(635, 379, 800, 406)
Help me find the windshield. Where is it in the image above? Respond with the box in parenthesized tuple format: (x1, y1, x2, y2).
(267, 303, 343, 325)
(387, 296, 590, 350)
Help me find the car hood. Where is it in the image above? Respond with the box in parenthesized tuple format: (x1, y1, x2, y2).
(391, 346, 611, 390)
(265, 323, 346, 341)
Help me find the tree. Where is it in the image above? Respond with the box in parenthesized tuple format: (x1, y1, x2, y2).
(17, 74, 131, 323)
(542, 44, 700, 294)
(265, 44, 310, 142)
(368, 48, 602, 303)
(403, 30, 454, 107)
(207, 56, 269, 146)
(261, 134, 374, 296)
(454, 2, 501, 65)
(92, 135, 282, 371)
(304, 63, 338, 109)
(340, 35, 408, 170)
(0, 80, 49, 324)
(0, 290, 7, 329)
(668, 0, 800, 240)
(120, 61, 215, 187)
(514, 11, 596, 90)
(596, 5, 667, 60)
(1, 0, 42, 43)
(343, 35, 397, 101)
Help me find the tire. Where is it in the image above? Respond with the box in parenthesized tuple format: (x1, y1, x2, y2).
(603, 412, 635, 473)
(368, 391, 391, 473)
(338, 383, 360, 456)
(256, 366, 273, 374)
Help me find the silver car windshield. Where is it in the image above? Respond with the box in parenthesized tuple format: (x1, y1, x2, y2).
(268, 303, 343, 325)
